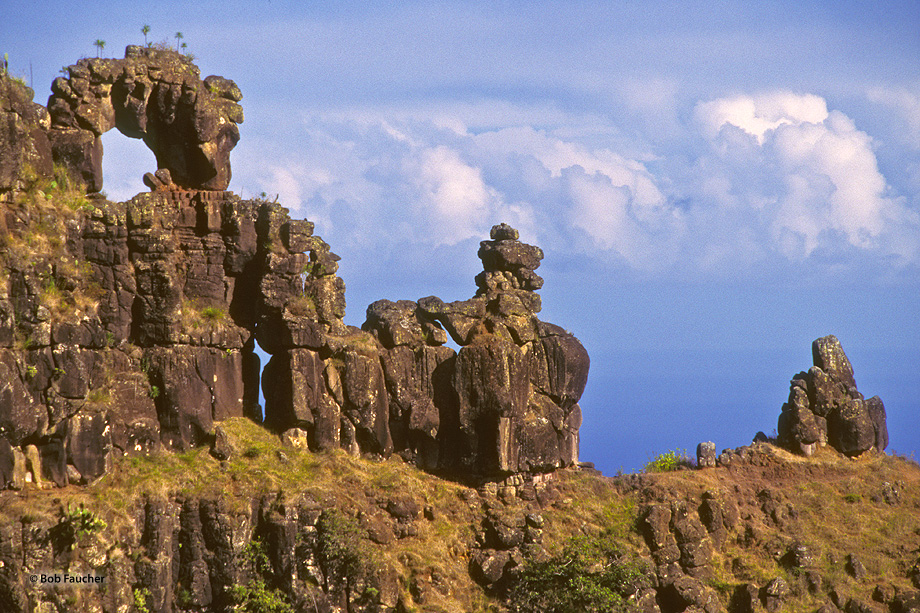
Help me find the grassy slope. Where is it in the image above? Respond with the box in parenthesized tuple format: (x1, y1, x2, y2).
(1, 419, 918, 612)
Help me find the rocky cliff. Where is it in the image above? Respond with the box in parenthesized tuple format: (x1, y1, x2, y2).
(0, 52, 588, 492)
(1, 52, 914, 613)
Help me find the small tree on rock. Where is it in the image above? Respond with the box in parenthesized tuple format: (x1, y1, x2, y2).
(94, 39, 105, 58)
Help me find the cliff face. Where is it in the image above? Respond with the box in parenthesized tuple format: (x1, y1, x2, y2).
(2, 52, 913, 613)
(0, 420, 917, 613)
(0, 54, 589, 491)
(0, 181, 589, 490)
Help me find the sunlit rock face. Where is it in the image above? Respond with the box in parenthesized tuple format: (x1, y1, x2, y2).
(46, 46, 243, 192)
(364, 223, 590, 478)
(0, 173, 588, 487)
(1, 49, 588, 488)
(777, 335, 887, 457)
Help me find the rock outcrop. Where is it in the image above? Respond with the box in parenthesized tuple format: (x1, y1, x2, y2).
(363, 223, 589, 477)
(777, 335, 887, 457)
(46, 46, 243, 192)
(1, 55, 588, 489)
(0, 75, 52, 199)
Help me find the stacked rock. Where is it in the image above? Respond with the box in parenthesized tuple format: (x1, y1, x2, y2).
(475, 222, 544, 309)
(363, 224, 589, 477)
(777, 335, 887, 457)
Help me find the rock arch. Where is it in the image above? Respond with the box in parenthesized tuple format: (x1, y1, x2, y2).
(46, 45, 243, 192)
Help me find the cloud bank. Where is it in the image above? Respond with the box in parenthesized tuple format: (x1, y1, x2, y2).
(234, 91, 918, 279)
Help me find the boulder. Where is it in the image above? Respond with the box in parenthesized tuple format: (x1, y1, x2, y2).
(812, 335, 857, 390)
(827, 398, 876, 456)
(696, 442, 716, 468)
(865, 396, 888, 451)
(777, 337, 885, 457)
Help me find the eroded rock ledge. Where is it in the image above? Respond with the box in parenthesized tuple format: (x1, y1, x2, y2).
(0, 179, 587, 487)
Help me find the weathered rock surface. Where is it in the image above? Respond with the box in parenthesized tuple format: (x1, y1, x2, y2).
(2, 46, 589, 486)
(2, 107, 587, 488)
(365, 223, 589, 477)
(46, 46, 243, 191)
(777, 335, 887, 457)
(0, 73, 52, 199)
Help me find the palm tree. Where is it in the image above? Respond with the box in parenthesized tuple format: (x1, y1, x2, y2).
(174, 32, 183, 52)
(142, 24, 151, 46)
(94, 39, 106, 58)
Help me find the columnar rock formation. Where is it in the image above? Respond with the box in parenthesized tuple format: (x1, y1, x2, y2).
(1, 62, 588, 486)
(0, 185, 587, 487)
(362, 223, 590, 476)
(777, 335, 888, 457)
(46, 46, 243, 192)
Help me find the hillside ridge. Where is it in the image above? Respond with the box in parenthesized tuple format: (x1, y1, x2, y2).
(1, 51, 915, 613)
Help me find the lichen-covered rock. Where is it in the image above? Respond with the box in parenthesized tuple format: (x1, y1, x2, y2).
(0, 73, 53, 198)
(777, 336, 886, 456)
(47, 47, 243, 192)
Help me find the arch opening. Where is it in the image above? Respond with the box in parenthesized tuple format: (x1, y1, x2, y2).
(99, 129, 157, 201)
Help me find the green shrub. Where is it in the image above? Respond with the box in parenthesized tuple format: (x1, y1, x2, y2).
(507, 527, 649, 613)
(643, 448, 692, 473)
(61, 503, 108, 539)
(229, 579, 293, 613)
(133, 587, 151, 613)
(86, 387, 112, 406)
(230, 538, 293, 613)
(316, 509, 373, 591)
(200, 306, 225, 323)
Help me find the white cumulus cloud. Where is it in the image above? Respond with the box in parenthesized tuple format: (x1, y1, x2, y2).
(694, 91, 918, 261)
(230, 92, 919, 279)
(695, 92, 828, 144)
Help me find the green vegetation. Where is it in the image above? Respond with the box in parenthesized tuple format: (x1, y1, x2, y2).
(643, 448, 692, 473)
(286, 293, 317, 318)
(86, 386, 113, 406)
(141, 24, 151, 46)
(60, 503, 107, 542)
(93, 39, 105, 58)
(200, 305, 226, 323)
(1, 164, 98, 326)
(230, 579, 293, 613)
(316, 509, 373, 590)
(230, 539, 293, 613)
(133, 587, 151, 613)
(508, 527, 649, 613)
(179, 300, 229, 331)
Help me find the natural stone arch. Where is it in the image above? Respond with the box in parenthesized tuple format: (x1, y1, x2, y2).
(46, 45, 243, 192)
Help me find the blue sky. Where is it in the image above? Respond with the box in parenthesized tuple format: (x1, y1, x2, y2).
(5, 0, 919, 472)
